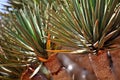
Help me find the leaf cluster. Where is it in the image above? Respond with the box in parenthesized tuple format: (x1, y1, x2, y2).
(49, 0, 120, 53)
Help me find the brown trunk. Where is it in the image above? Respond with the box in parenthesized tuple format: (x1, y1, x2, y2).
(52, 68, 72, 80)
(21, 54, 71, 80)
(89, 50, 115, 80)
(110, 49, 120, 80)
(45, 54, 72, 80)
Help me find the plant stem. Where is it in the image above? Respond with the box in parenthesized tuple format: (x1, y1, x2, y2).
(88, 50, 115, 80)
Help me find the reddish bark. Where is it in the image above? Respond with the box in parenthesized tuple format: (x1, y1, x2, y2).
(44, 54, 62, 74)
(89, 50, 115, 80)
(52, 68, 72, 80)
(111, 49, 120, 80)
(45, 54, 72, 80)
(21, 68, 34, 80)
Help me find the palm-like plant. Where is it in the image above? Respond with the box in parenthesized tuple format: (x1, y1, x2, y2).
(0, 15, 42, 80)
(49, 0, 120, 80)
(49, 0, 120, 51)
(0, 1, 59, 79)
(0, 0, 120, 80)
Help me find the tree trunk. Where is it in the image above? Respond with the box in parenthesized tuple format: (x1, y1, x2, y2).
(88, 50, 115, 80)
(21, 54, 71, 80)
(110, 48, 120, 80)
(45, 54, 72, 80)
